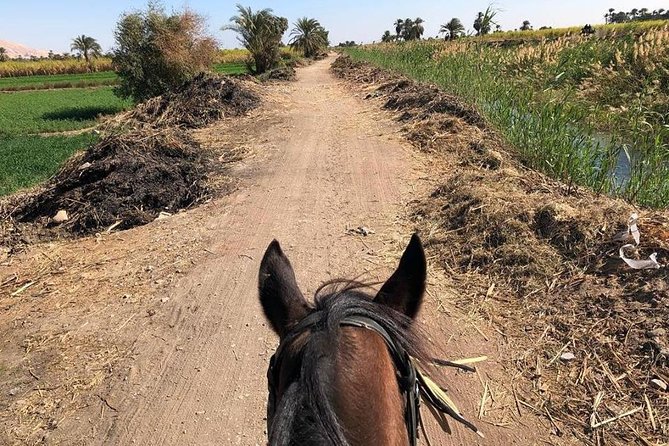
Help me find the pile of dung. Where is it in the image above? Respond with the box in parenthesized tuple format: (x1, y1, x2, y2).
(10, 129, 208, 235)
(258, 66, 296, 82)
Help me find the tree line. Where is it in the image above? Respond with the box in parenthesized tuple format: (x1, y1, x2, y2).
(1, 3, 330, 101)
(380, 4, 669, 42)
(605, 7, 668, 24)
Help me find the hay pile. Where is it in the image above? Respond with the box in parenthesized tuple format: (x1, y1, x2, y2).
(332, 54, 669, 445)
(125, 73, 259, 128)
(2, 74, 259, 243)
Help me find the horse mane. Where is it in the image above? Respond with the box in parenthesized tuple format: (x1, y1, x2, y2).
(269, 280, 427, 446)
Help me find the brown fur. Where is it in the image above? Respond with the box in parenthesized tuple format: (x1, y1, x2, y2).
(334, 327, 408, 446)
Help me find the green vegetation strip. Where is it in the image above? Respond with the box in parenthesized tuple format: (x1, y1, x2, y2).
(214, 62, 249, 75)
(344, 34, 669, 208)
(0, 87, 131, 196)
(0, 71, 118, 91)
(0, 133, 98, 196)
(0, 87, 131, 135)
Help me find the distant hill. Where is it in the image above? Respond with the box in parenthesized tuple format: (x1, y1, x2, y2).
(0, 40, 49, 59)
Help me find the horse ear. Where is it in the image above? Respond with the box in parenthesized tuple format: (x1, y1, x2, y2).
(374, 234, 426, 319)
(259, 240, 310, 338)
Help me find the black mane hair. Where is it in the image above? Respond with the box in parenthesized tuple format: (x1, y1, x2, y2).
(268, 280, 426, 446)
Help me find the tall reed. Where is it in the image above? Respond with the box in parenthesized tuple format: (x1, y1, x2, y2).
(344, 27, 669, 208)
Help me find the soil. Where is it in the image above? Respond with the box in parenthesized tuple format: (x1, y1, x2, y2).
(0, 55, 665, 446)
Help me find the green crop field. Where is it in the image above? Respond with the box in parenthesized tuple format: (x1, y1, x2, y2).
(0, 71, 118, 91)
(0, 87, 131, 135)
(0, 87, 131, 196)
(0, 133, 98, 195)
(0, 64, 248, 91)
(214, 62, 249, 75)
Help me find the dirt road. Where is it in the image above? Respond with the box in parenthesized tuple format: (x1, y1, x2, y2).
(2, 56, 554, 445)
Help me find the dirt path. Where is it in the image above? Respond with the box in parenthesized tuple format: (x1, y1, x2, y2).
(2, 57, 555, 445)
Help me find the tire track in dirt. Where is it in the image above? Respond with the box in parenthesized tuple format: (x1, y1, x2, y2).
(52, 56, 554, 445)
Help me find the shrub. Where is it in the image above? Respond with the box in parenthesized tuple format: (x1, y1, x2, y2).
(112, 3, 218, 102)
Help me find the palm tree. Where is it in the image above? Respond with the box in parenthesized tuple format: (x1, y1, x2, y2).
(0, 47, 7, 62)
(70, 35, 102, 65)
(439, 18, 465, 40)
(381, 30, 393, 43)
(223, 5, 288, 74)
(394, 19, 404, 37)
(474, 6, 497, 36)
(520, 20, 532, 31)
(412, 17, 425, 40)
(289, 17, 329, 58)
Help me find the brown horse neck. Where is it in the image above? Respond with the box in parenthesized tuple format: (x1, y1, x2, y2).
(333, 327, 409, 446)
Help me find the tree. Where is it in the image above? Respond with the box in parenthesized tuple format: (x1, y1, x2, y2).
(398, 17, 424, 41)
(289, 17, 329, 58)
(439, 18, 465, 40)
(520, 20, 532, 31)
(113, 4, 218, 102)
(394, 19, 404, 37)
(70, 35, 102, 65)
(223, 5, 288, 74)
(412, 17, 425, 40)
(473, 6, 497, 36)
(381, 30, 394, 42)
(0, 47, 7, 62)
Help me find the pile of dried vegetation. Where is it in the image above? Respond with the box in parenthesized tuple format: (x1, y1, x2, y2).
(1, 74, 259, 247)
(332, 54, 668, 445)
(122, 73, 259, 128)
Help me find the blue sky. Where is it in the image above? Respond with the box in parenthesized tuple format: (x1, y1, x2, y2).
(2, 1, 668, 53)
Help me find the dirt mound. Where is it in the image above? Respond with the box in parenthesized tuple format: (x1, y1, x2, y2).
(333, 54, 669, 445)
(126, 73, 259, 128)
(2, 74, 259, 248)
(258, 66, 296, 82)
(10, 129, 208, 235)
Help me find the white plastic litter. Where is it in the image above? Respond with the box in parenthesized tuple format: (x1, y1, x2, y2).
(619, 213, 660, 270)
(628, 213, 641, 245)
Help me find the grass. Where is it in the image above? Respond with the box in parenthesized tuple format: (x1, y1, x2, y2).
(344, 25, 669, 208)
(213, 62, 249, 75)
(0, 88, 131, 135)
(0, 133, 98, 195)
(0, 71, 118, 91)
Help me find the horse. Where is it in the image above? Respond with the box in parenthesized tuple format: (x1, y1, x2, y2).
(258, 234, 480, 445)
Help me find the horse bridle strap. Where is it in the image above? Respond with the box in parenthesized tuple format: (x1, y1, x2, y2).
(266, 312, 421, 446)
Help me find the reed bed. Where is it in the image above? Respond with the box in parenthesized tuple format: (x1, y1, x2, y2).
(0, 58, 113, 77)
(344, 24, 669, 208)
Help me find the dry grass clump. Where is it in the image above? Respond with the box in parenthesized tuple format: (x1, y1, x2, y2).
(122, 73, 259, 129)
(333, 54, 669, 445)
